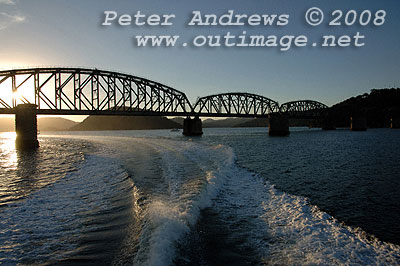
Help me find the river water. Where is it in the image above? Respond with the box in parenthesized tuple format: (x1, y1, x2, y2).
(0, 128, 399, 265)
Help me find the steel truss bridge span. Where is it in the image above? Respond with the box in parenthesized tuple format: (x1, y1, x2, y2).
(193, 92, 280, 118)
(0, 68, 329, 117)
(279, 100, 329, 118)
(0, 68, 193, 116)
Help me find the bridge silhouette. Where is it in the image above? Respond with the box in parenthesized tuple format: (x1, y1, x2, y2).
(0, 67, 334, 148)
(0, 68, 329, 117)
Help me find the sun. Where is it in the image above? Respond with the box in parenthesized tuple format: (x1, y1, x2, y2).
(0, 73, 36, 108)
(0, 79, 28, 107)
(0, 58, 42, 106)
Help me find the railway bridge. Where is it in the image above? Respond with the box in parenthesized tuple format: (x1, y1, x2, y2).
(0, 68, 336, 148)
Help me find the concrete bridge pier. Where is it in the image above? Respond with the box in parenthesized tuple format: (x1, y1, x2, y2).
(350, 116, 367, 131)
(268, 113, 289, 136)
(391, 118, 400, 129)
(15, 104, 39, 149)
(183, 116, 203, 136)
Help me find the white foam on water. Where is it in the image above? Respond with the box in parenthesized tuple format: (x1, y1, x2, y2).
(130, 139, 235, 266)
(57, 135, 400, 265)
(210, 157, 400, 265)
(261, 184, 400, 265)
(122, 138, 399, 265)
(0, 152, 130, 264)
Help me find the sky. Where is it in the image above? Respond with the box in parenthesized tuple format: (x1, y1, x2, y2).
(0, 0, 399, 121)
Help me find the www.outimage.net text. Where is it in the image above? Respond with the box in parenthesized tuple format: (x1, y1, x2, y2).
(101, 9, 386, 51)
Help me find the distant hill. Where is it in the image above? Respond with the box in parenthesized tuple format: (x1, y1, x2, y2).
(235, 118, 268, 127)
(171, 117, 184, 125)
(172, 116, 337, 128)
(0, 117, 78, 132)
(331, 88, 400, 127)
(69, 115, 181, 131)
(203, 118, 253, 128)
(234, 118, 314, 127)
(38, 117, 79, 131)
(170, 117, 253, 128)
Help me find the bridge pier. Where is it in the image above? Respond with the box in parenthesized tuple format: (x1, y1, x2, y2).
(15, 104, 39, 149)
(268, 113, 289, 136)
(391, 118, 400, 129)
(350, 116, 367, 131)
(183, 116, 203, 136)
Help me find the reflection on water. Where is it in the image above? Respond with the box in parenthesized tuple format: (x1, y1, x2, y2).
(0, 135, 135, 265)
(0, 132, 23, 207)
(0, 134, 86, 209)
(15, 149, 39, 197)
(0, 133, 54, 207)
(0, 132, 17, 169)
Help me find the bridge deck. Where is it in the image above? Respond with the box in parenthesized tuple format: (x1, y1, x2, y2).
(0, 108, 275, 118)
